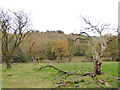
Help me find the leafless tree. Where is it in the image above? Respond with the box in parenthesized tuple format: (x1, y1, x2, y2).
(0, 9, 31, 69)
(75, 16, 117, 75)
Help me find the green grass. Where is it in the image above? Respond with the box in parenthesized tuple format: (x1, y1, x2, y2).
(2, 62, 119, 88)
(0, 64, 2, 89)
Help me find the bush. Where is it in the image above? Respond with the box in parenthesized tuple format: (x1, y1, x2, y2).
(12, 47, 29, 63)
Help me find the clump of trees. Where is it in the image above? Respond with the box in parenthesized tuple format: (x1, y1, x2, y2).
(51, 39, 69, 62)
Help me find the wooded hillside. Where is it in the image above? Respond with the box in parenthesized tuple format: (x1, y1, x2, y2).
(2, 30, 118, 63)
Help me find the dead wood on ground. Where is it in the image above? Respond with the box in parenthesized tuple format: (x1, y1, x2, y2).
(114, 77, 120, 80)
(39, 64, 95, 76)
(97, 77, 112, 87)
(53, 79, 84, 88)
(39, 64, 69, 74)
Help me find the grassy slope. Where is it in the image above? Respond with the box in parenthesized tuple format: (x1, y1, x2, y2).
(2, 62, 119, 88)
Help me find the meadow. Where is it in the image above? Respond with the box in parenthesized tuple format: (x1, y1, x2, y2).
(1, 4, 119, 89)
(2, 61, 119, 88)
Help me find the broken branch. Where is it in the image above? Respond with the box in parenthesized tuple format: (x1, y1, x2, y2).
(39, 64, 95, 76)
(97, 77, 112, 87)
(114, 77, 120, 80)
(39, 64, 69, 74)
(56, 79, 84, 84)
(54, 79, 84, 88)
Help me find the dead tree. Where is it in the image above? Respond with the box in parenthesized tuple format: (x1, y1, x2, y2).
(0, 9, 31, 69)
(75, 16, 117, 75)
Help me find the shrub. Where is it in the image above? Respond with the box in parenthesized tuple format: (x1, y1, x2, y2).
(12, 47, 29, 63)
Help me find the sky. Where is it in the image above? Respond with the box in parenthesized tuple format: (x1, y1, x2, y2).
(0, 0, 119, 34)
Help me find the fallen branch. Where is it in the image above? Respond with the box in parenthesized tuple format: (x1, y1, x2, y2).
(39, 64, 69, 74)
(68, 72, 94, 76)
(53, 83, 66, 88)
(68, 72, 103, 77)
(54, 79, 84, 88)
(39, 64, 95, 76)
(114, 77, 120, 80)
(97, 77, 112, 87)
(56, 79, 84, 84)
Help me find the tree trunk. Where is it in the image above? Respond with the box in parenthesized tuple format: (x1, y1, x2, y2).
(97, 62, 102, 75)
(94, 60, 98, 75)
(6, 61, 11, 69)
(5, 57, 12, 69)
(94, 60, 102, 75)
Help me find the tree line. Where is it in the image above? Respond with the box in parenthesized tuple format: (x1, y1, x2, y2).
(3, 30, 118, 63)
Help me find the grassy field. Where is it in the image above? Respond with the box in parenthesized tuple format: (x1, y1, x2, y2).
(2, 62, 119, 88)
(0, 64, 2, 89)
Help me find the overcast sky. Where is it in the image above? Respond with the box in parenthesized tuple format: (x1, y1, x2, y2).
(0, 0, 119, 34)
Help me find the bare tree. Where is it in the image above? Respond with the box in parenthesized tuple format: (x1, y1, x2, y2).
(0, 9, 31, 69)
(75, 16, 117, 75)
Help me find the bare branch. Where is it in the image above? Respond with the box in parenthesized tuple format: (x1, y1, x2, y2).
(75, 31, 94, 46)
(81, 16, 102, 36)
